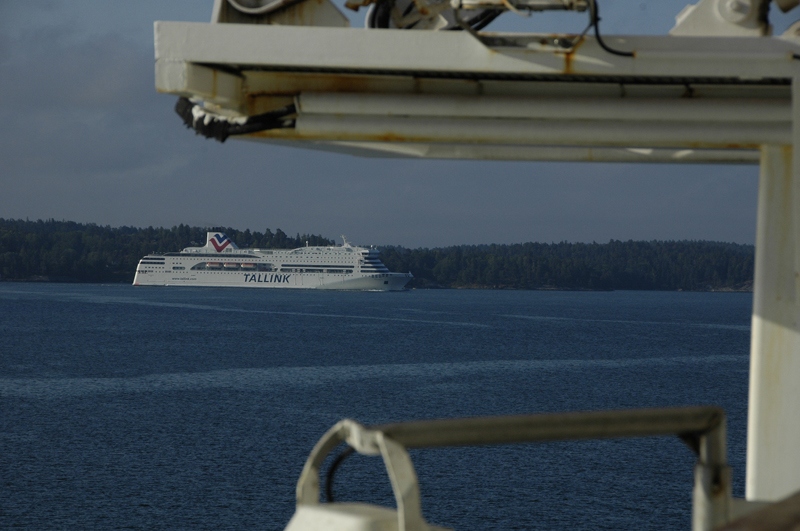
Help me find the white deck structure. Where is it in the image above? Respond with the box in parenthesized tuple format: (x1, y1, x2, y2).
(154, 0, 799, 526)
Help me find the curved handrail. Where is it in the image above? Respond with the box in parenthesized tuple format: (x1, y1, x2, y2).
(295, 419, 425, 531)
(295, 407, 728, 531)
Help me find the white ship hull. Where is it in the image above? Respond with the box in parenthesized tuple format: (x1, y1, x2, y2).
(132, 232, 412, 291)
(134, 269, 412, 290)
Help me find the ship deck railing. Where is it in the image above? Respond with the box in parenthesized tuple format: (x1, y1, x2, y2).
(289, 407, 799, 531)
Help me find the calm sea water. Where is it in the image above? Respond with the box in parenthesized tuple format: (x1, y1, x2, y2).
(1, 284, 752, 530)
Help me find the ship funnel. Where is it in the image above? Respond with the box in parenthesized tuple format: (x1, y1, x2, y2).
(205, 232, 239, 252)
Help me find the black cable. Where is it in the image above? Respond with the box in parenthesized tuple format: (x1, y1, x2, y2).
(175, 98, 296, 142)
(589, 0, 634, 58)
(325, 446, 355, 503)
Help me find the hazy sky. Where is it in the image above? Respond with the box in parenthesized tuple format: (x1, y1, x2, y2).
(2, 1, 794, 247)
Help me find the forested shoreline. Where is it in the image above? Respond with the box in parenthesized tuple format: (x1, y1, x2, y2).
(0, 219, 754, 291)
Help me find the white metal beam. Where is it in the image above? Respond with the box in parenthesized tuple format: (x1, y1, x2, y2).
(155, 61, 243, 110)
(295, 93, 791, 123)
(314, 142, 762, 163)
(293, 114, 788, 148)
(154, 22, 800, 80)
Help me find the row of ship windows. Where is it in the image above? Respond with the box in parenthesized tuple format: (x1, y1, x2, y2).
(191, 263, 271, 271)
(141, 268, 356, 274)
(141, 264, 385, 271)
(141, 264, 382, 272)
(142, 264, 353, 274)
(278, 268, 353, 274)
(139, 270, 356, 275)
(145, 256, 362, 262)
(147, 251, 376, 260)
(143, 262, 388, 273)
(143, 259, 375, 266)
(145, 261, 354, 265)
(188, 263, 373, 273)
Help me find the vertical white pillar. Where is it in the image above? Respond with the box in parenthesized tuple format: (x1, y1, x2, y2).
(745, 79, 800, 502)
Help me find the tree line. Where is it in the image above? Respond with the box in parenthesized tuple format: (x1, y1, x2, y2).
(0, 219, 753, 290)
(379, 240, 753, 291)
(0, 219, 333, 283)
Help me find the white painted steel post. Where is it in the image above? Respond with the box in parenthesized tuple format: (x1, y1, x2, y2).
(746, 79, 800, 502)
(692, 416, 732, 531)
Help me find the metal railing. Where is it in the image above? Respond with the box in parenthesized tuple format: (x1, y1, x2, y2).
(293, 407, 733, 531)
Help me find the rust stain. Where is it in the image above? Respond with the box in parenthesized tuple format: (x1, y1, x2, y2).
(372, 133, 409, 142)
(247, 94, 256, 116)
(563, 51, 573, 75)
(552, 35, 585, 76)
(781, 144, 792, 173)
(244, 71, 411, 97)
(344, 0, 373, 10)
(244, 70, 482, 99)
(684, 142, 760, 150)
(412, 0, 429, 16)
(287, 0, 307, 23)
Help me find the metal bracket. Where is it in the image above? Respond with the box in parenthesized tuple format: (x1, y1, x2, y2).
(294, 419, 428, 531)
(670, 0, 769, 37)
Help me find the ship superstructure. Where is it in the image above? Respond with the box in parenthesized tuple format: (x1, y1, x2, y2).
(133, 232, 412, 290)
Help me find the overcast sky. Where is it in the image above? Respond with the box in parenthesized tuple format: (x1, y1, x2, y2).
(2, 1, 794, 248)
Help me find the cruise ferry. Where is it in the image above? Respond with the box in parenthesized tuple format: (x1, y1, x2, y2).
(132, 232, 412, 290)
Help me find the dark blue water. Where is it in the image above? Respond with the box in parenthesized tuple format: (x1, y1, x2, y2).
(1, 284, 752, 530)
